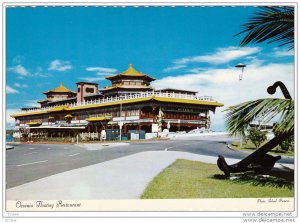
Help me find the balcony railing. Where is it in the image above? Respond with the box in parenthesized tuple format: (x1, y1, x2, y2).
(17, 91, 215, 114)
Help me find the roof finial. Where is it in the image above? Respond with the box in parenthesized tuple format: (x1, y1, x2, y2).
(60, 82, 63, 86)
(129, 64, 133, 68)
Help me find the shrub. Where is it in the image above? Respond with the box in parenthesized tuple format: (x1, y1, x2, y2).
(247, 128, 267, 149)
(273, 123, 294, 152)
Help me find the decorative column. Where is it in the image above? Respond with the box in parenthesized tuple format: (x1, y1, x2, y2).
(124, 124, 127, 134)
(152, 106, 156, 123)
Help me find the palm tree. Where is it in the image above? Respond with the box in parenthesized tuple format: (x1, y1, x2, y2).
(225, 98, 294, 137)
(227, 6, 294, 137)
(217, 6, 294, 176)
(235, 6, 294, 50)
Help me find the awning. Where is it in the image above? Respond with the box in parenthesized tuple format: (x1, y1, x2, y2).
(28, 126, 86, 129)
(86, 117, 111, 122)
(27, 122, 42, 126)
(47, 105, 69, 113)
(65, 114, 73, 118)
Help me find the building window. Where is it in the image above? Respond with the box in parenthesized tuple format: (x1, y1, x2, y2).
(78, 87, 80, 93)
(86, 88, 94, 93)
(127, 110, 139, 116)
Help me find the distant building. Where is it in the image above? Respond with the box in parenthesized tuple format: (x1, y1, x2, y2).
(11, 64, 224, 141)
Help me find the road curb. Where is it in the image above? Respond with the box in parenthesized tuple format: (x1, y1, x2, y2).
(226, 144, 238, 151)
(6, 146, 14, 150)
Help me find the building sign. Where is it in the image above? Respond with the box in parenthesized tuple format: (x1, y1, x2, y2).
(162, 107, 206, 113)
(152, 124, 159, 133)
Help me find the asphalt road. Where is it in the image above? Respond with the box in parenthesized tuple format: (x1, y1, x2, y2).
(6, 137, 294, 189)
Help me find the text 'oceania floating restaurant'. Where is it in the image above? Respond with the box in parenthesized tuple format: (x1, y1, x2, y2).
(11, 64, 224, 142)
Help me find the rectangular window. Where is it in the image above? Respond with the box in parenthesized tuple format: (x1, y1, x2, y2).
(127, 110, 139, 116)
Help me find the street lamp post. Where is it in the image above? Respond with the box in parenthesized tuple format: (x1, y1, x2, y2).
(235, 63, 246, 81)
(235, 63, 247, 147)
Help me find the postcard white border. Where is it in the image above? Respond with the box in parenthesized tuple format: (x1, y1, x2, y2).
(1, 0, 298, 220)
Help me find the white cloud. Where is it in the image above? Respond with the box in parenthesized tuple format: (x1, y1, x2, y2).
(86, 67, 117, 76)
(12, 56, 25, 64)
(79, 77, 106, 82)
(188, 67, 208, 73)
(34, 67, 52, 78)
(48, 60, 72, 71)
(154, 62, 294, 131)
(6, 86, 19, 94)
(24, 100, 39, 108)
(6, 109, 20, 129)
(86, 67, 117, 73)
(8, 61, 50, 78)
(175, 46, 260, 65)
(163, 47, 261, 73)
(273, 48, 294, 57)
(7, 64, 30, 76)
(163, 46, 260, 73)
(163, 65, 186, 73)
(14, 83, 28, 88)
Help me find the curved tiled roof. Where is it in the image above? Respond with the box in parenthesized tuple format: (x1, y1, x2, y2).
(43, 83, 76, 94)
(11, 96, 224, 118)
(105, 64, 156, 81)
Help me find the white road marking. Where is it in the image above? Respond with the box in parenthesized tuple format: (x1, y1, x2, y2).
(28, 148, 36, 150)
(17, 160, 48, 167)
(68, 153, 80, 157)
(23, 152, 38, 156)
(164, 145, 177, 151)
(47, 148, 52, 150)
(164, 143, 194, 151)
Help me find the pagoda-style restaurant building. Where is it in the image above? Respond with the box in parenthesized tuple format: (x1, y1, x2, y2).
(11, 64, 223, 141)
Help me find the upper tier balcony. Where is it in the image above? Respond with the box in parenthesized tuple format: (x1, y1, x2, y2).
(16, 91, 216, 114)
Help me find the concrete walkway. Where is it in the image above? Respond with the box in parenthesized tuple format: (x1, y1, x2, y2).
(6, 151, 294, 200)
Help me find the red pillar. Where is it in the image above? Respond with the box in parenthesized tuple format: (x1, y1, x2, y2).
(124, 124, 127, 134)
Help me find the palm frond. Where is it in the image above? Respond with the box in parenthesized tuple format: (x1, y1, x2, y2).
(224, 98, 294, 136)
(235, 6, 294, 49)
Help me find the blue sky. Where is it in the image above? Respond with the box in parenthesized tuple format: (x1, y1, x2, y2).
(6, 6, 294, 130)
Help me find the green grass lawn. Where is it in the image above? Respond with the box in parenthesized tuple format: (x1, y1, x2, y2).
(141, 159, 294, 199)
(230, 140, 294, 157)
